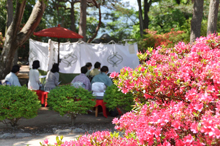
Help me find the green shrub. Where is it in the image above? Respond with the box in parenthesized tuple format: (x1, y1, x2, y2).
(48, 85, 96, 125)
(104, 85, 134, 112)
(0, 86, 41, 127)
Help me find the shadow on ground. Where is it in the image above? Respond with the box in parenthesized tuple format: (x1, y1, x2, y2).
(0, 107, 117, 146)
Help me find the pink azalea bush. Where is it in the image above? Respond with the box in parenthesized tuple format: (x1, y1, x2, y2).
(112, 34, 220, 145)
(41, 34, 220, 145)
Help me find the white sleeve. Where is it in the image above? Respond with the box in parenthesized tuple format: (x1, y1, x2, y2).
(54, 73, 59, 86)
(35, 70, 40, 84)
(14, 77, 21, 87)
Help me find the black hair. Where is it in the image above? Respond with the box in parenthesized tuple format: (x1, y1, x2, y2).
(81, 66, 88, 74)
(100, 66, 109, 73)
(11, 65, 20, 73)
(51, 63, 59, 73)
(94, 62, 101, 69)
(32, 60, 40, 69)
(85, 62, 92, 68)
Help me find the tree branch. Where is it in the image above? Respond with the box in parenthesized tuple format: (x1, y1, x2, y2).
(16, 0, 48, 46)
(7, 0, 26, 43)
(87, 3, 102, 43)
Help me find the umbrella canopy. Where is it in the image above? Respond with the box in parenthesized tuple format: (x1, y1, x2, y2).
(33, 24, 83, 65)
(33, 24, 83, 39)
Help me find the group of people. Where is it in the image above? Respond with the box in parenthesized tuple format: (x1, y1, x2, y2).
(2, 61, 113, 98)
(2, 60, 60, 92)
(71, 62, 112, 93)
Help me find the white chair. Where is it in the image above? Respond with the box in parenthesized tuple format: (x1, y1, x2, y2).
(92, 82, 106, 99)
(91, 82, 107, 117)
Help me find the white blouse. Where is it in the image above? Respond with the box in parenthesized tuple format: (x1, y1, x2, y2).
(28, 69, 40, 90)
(4, 72, 21, 86)
(44, 71, 59, 90)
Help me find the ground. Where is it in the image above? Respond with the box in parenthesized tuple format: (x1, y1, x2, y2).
(0, 65, 119, 146)
(0, 107, 118, 146)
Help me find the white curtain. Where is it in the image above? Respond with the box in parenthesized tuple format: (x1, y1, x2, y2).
(29, 39, 139, 73)
(59, 42, 81, 73)
(29, 39, 49, 71)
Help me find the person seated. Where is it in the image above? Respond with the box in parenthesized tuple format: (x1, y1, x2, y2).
(44, 63, 59, 91)
(28, 60, 41, 90)
(85, 62, 92, 76)
(91, 66, 112, 87)
(71, 66, 91, 91)
(4, 65, 21, 86)
(89, 62, 101, 79)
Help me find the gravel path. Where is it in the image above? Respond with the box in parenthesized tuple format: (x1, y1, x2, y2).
(0, 107, 120, 146)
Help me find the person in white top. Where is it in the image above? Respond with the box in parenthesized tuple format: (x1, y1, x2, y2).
(44, 63, 60, 91)
(4, 65, 21, 86)
(28, 60, 41, 90)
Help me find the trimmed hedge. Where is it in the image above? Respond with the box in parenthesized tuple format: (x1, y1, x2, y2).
(0, 86, 41, 126)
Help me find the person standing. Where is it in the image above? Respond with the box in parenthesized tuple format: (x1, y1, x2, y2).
(28, 60, 41, 90)
(4, 65, 21, 86)
(44, 63, 60, 91)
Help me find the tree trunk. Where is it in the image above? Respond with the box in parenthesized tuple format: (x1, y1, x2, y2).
(143, 0, 151, 30)
(70, 0, 78, 42)
(207, 0, 219, 35)
(87, 4, 101, 43)
(6, 0, 17, 65)
(78, 0, 87, 41)
(70, 0, 76, 33)
(6, 0, 13, 28)
(137, 0, 144, 37)
(190, 0, 204, 43)
(0, 0, 47, 79)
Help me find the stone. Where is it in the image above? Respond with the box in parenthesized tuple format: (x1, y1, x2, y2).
(73, 128, 86, 133)
(52, 128, 57, 133)
(88, 130, 93, 134)
(54, 129, 71, 135)
(0, 133, 15, 139)
(15, 133, 32, 138)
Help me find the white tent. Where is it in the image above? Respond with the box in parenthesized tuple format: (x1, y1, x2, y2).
(29, 39, 139, 74)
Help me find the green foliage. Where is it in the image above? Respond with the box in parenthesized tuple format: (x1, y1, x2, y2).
(103, 85, 134, 111)
(48, 85, 96, 124)
(0, 86, 41, 127)
(149, 1, 192, 34)
(103, 6, 138, 41)
(0, 0, 7, 36)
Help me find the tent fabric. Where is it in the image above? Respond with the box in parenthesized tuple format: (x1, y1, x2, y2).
(29, 39, 139, 84)
(29, 39, 49, 71)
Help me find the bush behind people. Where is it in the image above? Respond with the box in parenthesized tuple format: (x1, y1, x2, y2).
(48, 85, 96, 125)
(0, 86, 41, 127)
(104, 84, 134, 112)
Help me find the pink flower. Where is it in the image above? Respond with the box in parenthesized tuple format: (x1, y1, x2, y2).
(190, 122, 199, 133)
(144, 94, 154, 99)
(44, 139, 48, 145)
(109, 72, 119, 78)
(194, 103, 203, 112)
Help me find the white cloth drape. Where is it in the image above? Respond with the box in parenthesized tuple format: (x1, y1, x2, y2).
(29, 39, 139, 73)
(29, 39, 49, 71)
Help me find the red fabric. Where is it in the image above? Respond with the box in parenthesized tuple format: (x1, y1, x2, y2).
(95, 100, 108, 118)
(33, 24, 83, 39)
(34, 90, 48, 107)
